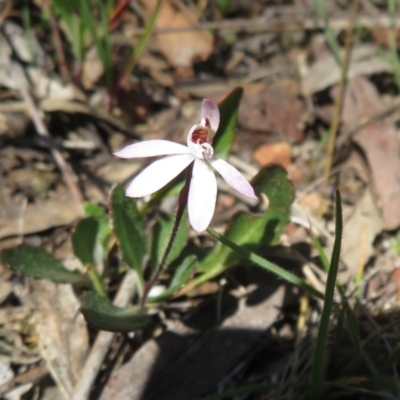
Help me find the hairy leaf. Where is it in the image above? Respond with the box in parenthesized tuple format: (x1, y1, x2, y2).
(111, 185, 146, 277)
(72, 217, 99, 265)
(1, 244, 87, 285)
(81, 291, 152, 332)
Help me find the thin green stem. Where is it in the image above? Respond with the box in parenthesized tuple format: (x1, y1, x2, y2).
(141, 164, 192, 305)
(87, 267, 107, 297)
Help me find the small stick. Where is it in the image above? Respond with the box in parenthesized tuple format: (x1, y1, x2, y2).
(71, 270, 137, 400)
(112, 13, 400, 37)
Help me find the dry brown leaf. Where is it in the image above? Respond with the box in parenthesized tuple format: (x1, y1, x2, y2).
(341, 188, 383, 281)
(260, 80, 305, 143)
(253, 141, 292, 168)
(1, 20, 50, 67)
(137, 52, 174, 87)
(3, 383, 33, 400)
(140, 0, 213, 69)
(96, 160, 142, 184)
(81, 46, 104, 90)
(0, 29, 84, 102)
(240, 80, 305, 143)
(371, 27, 400, 48)
(299, 192, 325, 215)
(339, 77, 400, 230)
(31, 280, 89, 400)
(302, 45, 392, 95)
(0, 187, 82, 240)
(0, 359, 14, 386)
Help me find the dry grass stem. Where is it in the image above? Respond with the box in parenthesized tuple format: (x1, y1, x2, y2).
(318, 0, 360, 218)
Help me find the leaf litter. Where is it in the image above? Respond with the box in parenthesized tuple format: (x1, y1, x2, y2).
(0, 1, 399, 399)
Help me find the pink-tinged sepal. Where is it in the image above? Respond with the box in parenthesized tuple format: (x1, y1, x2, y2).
(200, 98, 220, 137)
(210, 158, 258, 199)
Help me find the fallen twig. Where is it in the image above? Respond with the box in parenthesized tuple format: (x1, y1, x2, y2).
(113, 13, 400, 37)
(71, 270, 137, 400)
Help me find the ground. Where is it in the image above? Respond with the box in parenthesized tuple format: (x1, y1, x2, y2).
(0, 1, 399, 399)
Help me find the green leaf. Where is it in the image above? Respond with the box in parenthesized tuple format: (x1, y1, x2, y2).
(310, 190, 343, 399)
(97, 0, 114, 87)
(85, 203, 112, 246)
(217, 0, 231, 14)
(149, 211, 189, 268)
(310, 231, 330, 272)
(81, 291, 152, 332)
(213, 87, 243, 160)
(51, 0, 84, 61)
(111, 186, 146, 279)
(1, 244, 87, 285)
(227, 165, 293, 243)
(134, 0, 161, 59)
(199, 165, 293, 273)
(84, 202, 112, 259)
(72, 217, 99, 265)
(148, 255, 196, 302)
(78, 0, 113, 87)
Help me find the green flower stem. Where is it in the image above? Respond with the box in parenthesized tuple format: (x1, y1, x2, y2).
(87, 266, 107, 297)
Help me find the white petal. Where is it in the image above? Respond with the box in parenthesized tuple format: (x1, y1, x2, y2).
(209, 158, 258, 199)
(188, 159, 217, 232)
(126, 154, 194, 197)
(114, 140, 190, 159)
(200, 98, 220, 133)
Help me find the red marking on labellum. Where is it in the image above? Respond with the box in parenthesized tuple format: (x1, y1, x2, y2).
(191, 127, 208, 144)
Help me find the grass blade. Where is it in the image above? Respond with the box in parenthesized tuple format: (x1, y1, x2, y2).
(120, 0, 162, 84)
(309, 190, 343, 399)
(310, 230, 330, 272)
(314, 0, 342, 65)
(207, 228, 324, 300)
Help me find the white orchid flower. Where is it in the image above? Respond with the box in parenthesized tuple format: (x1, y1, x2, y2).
(114, 98, 257, 232)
